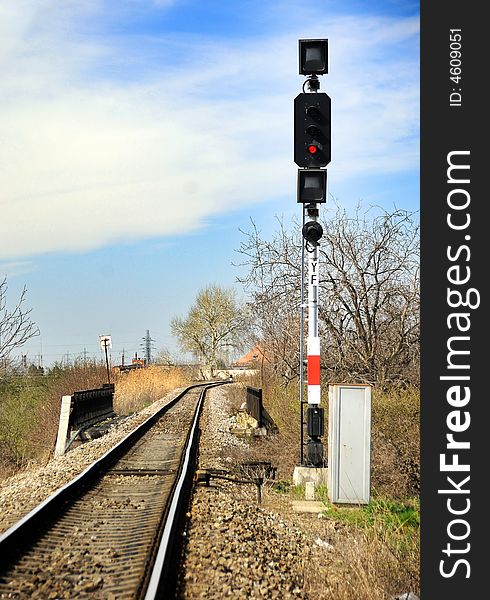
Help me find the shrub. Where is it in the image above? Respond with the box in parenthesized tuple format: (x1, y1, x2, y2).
(0, 376, 46, 477)
(371, 386, 420, 497)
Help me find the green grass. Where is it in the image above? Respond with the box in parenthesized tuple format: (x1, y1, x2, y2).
(324, 496, 419, 531)
(273, 480, 419, 542)
(274, 482, 418, 533)
(290, 484, 305, 499)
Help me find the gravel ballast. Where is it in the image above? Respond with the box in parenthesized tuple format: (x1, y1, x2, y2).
(179, 385, 320, 599)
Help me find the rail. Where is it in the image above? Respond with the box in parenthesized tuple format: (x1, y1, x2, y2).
(0, 380, 228, 598)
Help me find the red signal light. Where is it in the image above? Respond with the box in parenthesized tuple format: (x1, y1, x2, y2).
(307, 144, 318, 155)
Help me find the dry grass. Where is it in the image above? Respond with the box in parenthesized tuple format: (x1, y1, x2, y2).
(303, 521, 419, 599)
(229, 378, 420, 497)
(218, 379, 248, 414)
(1, 364, 420, 596)
(113, 366, 186, 415)
(223, 378, 302, 479)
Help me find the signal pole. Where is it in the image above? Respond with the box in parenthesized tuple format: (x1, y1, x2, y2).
(294, 39, 330, 468)
(299, 208, 306, 465)
(304, 205, 323, 466)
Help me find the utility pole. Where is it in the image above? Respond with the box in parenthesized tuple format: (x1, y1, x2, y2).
(99, 335, 112, 384)
(294, 39, 330, 467)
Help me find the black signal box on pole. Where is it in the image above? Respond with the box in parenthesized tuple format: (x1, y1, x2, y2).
(307, 406, 324, 437)
(294, 92, 331, 168)
(297, 169, 327, 203)
(298, 39, 329, 75)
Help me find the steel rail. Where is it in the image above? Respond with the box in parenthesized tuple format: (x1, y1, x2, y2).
(0, 380, 226, 570)
(143, 384, 211, 598)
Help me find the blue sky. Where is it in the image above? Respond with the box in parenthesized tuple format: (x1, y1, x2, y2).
(0, 0, 419, 366)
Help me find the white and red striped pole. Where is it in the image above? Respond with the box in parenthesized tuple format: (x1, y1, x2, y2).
(305, 206, 324, 466)
(307, 247, 321, 405)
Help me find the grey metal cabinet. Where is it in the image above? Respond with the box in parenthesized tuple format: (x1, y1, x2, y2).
(328, 384, 371, 504)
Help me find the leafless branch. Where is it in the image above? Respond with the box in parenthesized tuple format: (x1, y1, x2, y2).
(0, 277, 40, 371)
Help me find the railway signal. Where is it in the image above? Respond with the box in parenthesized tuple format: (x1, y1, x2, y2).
(294, 92, 331, 168)
(294, 38, 330, 469)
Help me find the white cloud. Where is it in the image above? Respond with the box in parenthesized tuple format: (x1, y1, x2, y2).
(0, 2, 418, 260)
(0, 260, 35, 278)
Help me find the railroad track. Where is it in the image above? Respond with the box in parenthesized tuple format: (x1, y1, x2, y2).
(0, 381, 227, 599)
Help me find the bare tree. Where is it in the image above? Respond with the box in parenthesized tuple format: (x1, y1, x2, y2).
(154, 347, 176, 366)
(319, 206, 419, 386)
(236, 218, 302, 385)
(171, 284, 250, 377)
(237, 205, 419, 387)
(0, 277, 40, 373)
